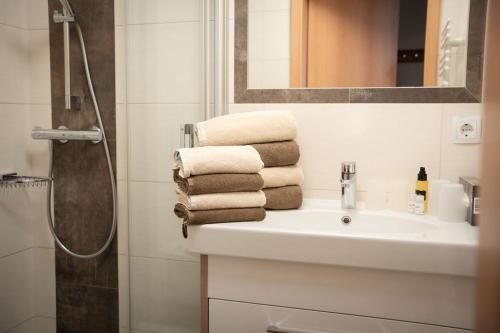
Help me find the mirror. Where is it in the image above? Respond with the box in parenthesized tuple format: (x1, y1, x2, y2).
(234, 0, 487, 103)
(248, 0, 471, 89)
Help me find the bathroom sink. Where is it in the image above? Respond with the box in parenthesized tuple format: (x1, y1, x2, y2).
(268, 211, 439, 234)
(187, 200, 478, 277)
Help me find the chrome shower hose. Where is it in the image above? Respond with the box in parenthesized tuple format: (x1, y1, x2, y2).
(45, 22, 117, 259)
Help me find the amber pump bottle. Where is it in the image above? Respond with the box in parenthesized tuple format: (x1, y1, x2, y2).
(415, 167, 429, 213)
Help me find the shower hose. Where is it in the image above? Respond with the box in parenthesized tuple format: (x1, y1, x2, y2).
(45, 22, 117, 259)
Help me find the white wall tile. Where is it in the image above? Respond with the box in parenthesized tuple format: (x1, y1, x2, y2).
(249, 0, 291, 12)
(27, 29, 50, 105)
(0, 26, 30, 103)
(0, 250, 34, 332)
(127, 22, 201, 104)
(32, 248, 55, 319)
(248, 9, 290, 61)
(115, 0, 126, 27)
(227, 18, 234, 103)
(0, 0, 27, 29)
(26, 0, 49, 30)
(5, 319, 32, 333)
(118, 180, 129, 255)
(130, 257, 200, 333)
(129, 181, 198, 262)
(248, 59, 290, 89)
(29, 186, 53, 249)
(227, 103, 265, 114)
(7, 317, 56, 333)
(261, 104, 443, 192)
(27, 104, 51, 175)
(302, 189, 342, 200)
(119, 254, 130, 330)
(228, 0, 235, 20)
(115, 26, 127, 105)
(128, 104, 200, 182)
(29, 317, 56, 333)
(440, 104, 483, 182)
(116, 103, 128, 181)
(126, 0, 199, 25)
(0, 189, 33, 257)
(0, 104, 34, 257)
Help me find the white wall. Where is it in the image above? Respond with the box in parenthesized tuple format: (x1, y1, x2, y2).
(0, 0, 55, 332)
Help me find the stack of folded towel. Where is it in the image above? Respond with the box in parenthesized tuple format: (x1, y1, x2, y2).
(196, 111, 304, 210)
(173, 146, 266, 226)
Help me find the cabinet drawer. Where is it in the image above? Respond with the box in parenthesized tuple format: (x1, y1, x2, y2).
(209, 299, 472, 333)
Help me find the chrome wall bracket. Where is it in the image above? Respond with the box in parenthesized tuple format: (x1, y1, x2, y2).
(53, 10, 75, 23)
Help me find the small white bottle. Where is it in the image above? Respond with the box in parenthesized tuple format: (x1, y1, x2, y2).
(414, 194, 425, 215)
(407, 194, 416, 213)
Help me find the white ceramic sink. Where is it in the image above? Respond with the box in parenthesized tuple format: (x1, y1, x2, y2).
(187, 199, 478, 277)
(268, 211, 439, 234)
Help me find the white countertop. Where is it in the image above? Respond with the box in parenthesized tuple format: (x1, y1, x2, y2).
(187, 199, 478, 277)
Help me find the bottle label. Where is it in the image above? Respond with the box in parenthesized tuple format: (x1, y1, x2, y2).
(416, 190, 427, 200)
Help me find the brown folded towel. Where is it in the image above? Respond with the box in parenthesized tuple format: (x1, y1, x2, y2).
(264, 185, 303, 210)
(251, 141, 300, 167)
(174, 203, 266, 225)
(173, 170, 264, 195)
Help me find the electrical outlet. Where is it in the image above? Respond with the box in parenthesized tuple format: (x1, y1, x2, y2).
(452, 116, 482, 144)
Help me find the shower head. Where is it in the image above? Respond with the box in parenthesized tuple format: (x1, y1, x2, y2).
(59, 0, 75, 17)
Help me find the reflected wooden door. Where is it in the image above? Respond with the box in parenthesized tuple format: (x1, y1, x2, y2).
(291, 0, 400, 88)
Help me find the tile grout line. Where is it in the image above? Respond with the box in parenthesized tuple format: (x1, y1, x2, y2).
(0, 246, 55, 261)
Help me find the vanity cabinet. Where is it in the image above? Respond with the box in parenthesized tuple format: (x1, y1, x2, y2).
(210, 299, 471, 333)
(204, 255, 475, 333)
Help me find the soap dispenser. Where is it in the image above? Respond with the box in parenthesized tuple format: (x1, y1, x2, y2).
(415, 167, 429, 213)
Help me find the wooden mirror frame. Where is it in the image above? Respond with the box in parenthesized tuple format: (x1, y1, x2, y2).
(234, 0, 488, 103)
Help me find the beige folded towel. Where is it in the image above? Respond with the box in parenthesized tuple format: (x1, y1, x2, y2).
(264, 186, 303, 210)
(252, 141, 300, 167)
(174, 170, 264, 195)
(174, 146, 264, 178)
(260, 165, 304, 188)
(196, 111, 297, 146)
(174, 204, 266, 225)
(176, 186, 266, 210)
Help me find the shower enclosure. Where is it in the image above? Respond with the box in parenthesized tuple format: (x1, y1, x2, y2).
(0, 0, 225, 332)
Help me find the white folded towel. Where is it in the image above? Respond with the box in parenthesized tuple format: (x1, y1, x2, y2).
(260, 165, 304, 188)
(174, 146, 264, 178)
(176, 186, 266, 210)
(196, 110, 298, 146)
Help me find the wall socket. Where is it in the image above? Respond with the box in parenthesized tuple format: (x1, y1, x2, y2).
(452, 116, 482, 144)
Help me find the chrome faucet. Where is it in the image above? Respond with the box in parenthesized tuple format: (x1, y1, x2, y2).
(341, 161, 357, 209)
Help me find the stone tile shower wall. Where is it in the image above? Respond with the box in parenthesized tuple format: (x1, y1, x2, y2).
(47, 0, 118, 332)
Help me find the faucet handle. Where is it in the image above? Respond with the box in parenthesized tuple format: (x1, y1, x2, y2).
(341, 161, 356, 174)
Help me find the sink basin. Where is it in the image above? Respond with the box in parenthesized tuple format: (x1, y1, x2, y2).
(187, 199, 478, 277)
(268, 210, 439, 234)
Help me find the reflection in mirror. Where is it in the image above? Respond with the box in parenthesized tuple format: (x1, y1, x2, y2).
(248, 0, 471, 89)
